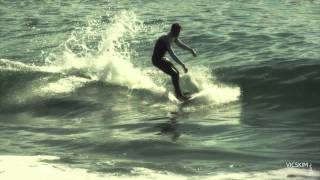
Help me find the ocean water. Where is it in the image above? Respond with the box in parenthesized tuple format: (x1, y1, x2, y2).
(0, 0, 320, 179)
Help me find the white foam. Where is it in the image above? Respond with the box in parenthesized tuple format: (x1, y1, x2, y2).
(1, 11, 166, 100)
(49, 11, 165, 94)
(0, 58, 59, 73)
(172, 66, 240, 105)
(0, 156, 318, 180)
(36, 76, 90, 95)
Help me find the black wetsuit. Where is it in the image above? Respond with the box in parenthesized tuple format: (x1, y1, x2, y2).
(152, 37, 183, 98)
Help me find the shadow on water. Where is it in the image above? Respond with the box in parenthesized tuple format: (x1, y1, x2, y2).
(154, 112, 181, 141)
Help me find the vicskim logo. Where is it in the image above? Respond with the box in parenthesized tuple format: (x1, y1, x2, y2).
(285, 161, 312, 168)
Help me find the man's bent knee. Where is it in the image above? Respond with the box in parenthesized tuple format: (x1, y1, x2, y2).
(161, 57, 169, 61)
(171, 71, 179, 79)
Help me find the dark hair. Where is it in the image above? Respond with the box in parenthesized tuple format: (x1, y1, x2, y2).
(170, 23, 181, 37)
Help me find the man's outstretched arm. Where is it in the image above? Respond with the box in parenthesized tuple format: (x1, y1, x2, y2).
(168, 46, 188, 73)
(168, 46, 184, 67)
(175, 38, 197, 57)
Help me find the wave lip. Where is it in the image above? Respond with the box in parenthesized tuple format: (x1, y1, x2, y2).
(214, 60, 320, 108)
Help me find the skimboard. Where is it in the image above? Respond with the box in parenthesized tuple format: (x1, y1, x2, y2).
(179, 92, 197, 103)
(179, 91, 211, 105)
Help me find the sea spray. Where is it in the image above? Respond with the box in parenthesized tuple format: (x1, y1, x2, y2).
(49, 11, 165, 94)
(187, 66, 240, 104)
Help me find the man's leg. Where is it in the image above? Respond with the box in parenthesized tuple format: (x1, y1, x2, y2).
(156, 58, 186, 99)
